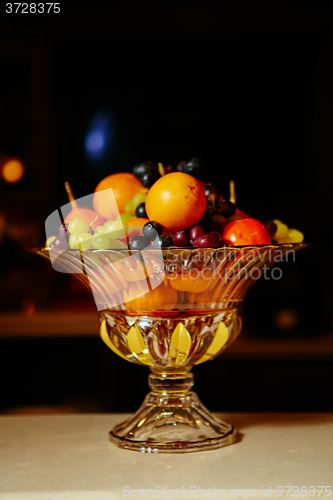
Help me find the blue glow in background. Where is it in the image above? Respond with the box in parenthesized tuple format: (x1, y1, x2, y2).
(84, 110, 115, 164)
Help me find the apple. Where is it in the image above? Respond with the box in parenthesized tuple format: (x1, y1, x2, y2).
(222, 218, 271, 245)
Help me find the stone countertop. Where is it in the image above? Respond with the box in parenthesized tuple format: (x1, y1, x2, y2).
(0, 413, 332, 499)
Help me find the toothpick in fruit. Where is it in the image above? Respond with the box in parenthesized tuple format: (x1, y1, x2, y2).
(229, 180, 236, 204)
(64, 181, 106, 231)
(158, 162, 165, 177)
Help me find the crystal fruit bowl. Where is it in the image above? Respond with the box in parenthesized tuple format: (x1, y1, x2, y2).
(36, 242, 306, 453)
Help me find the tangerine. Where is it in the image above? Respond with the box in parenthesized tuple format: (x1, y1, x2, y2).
(93, 173, 144, 220)
(124, 277, 178, 312)
(168, 270, 213, 293)
(125, 217, 149, 240)
(145, 172, 207, 232)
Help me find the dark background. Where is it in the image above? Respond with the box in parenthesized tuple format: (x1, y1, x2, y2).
(0, 1, 333, 414)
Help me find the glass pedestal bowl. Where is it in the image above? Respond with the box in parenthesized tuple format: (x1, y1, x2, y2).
(37, 242, 306, 453)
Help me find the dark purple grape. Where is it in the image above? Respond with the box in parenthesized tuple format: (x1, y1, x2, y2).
(129, 236, 150, 251)
(143, 221, 163, 240)
(133, 161, 157, 179)
(209, 231, 222, 246)
(189, 225, 206, 244)
(153, 235, 173, 249)
(50, 237, 68, 250)
(141, 170, 161, 188)
(177, 160, 186, 172)
(58, 223, 69, 241)
(204, 184, 221, 209)
(179, 158, 202, 179)
(264, 221, 278, 237)
(136, 202, 148, 218)
(217, 200, 236, 218)
(209, 221, 223, 236)
(198, 213, 211, 231)
(173, 230, 190, 247)
(193, 233, 216, 248)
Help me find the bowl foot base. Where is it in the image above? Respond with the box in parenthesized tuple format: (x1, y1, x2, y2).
(109, 391, 236, 453)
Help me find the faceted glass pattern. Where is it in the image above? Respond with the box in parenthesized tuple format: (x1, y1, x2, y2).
(36, 243, 307, 453)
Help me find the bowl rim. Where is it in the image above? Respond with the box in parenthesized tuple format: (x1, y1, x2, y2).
(32, 241, 310, 253)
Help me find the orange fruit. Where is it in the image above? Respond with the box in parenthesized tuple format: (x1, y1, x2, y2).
(125, 217, 149, 240)
(222, 218, 271, 245)
(114, 217, 149, 243)
(145, 172, 207, 232)
(124, 277, 178, 312)
(168, 270, 212, 293)
(126, 217, 149, 227)
(93, 173, 144, 220)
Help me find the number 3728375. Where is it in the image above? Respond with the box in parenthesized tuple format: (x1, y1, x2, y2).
(6, 3, 60, 14)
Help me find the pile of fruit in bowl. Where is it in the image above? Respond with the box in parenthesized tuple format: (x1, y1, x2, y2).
(45, 158, 304, 252)
(40, 159, 308, 453)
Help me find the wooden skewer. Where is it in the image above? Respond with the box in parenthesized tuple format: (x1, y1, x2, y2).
(229, 180, 236, 204)
(64, 181, 78, 209)
(158, 162, 165, 177)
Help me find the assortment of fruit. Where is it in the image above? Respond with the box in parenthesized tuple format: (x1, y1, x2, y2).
(46, 158, 304, 250)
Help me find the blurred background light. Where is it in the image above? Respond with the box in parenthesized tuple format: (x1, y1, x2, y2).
(85, 131, 105, 155)
(1, 159, 24, 183)
(84, 110, 113, 161)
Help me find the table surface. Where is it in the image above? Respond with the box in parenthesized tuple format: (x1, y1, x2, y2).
(0, 413, 332, 499)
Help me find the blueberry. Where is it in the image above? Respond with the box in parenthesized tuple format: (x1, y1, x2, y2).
(153, 235, 173, 249)
(129, 236, 150, 251)
(133, 161, 157, 179)
(136, 202, 148, 218)
(179, 157, 202, 179)
(141, 170, 161, 188)
(143, 221, 163, 240)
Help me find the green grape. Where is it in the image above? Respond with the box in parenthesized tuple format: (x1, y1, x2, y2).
(131, 192, 147, 210)
(273, 220, 289, 240)
(104, 219, 127, 239)
(108, 239, 128, 249)
(68, 218, 89, 235)
(104, 220, 117, 231)
(92, 233, 111, 250)
(69, 234, 79, 249)
(117, 213, 133, 222)
(94, 226, 105, 234)
(124, 200, 135, 213)
(45, 236, 56, 248)
(287, 228, 304, 243)
(77, 232, 92, 250)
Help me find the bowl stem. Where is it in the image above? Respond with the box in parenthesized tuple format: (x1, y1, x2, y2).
(109, 370, 236, 453)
